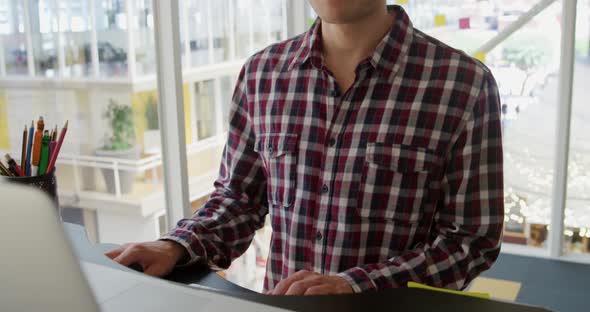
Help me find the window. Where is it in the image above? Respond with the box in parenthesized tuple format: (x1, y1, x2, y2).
(194, 79, 216, 141)
(32, 0, 59, 77)
(220, 75, 235, 133)
(210, 0, 232, 63)
(566, 0, 590, 255)
(60, 0, 92, 77)
(133, 0, 156, 76)
(95, 0, 128, 77)
(392, 0, 564, 251)
(232, 0, 251, 59)
(185, 0, 210, 67)
(0, 0, 28, 75)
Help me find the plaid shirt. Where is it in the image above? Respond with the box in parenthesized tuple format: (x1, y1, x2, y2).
(163, 5, 504, 293)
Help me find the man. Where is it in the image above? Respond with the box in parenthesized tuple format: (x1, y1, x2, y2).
(107, 1, 504, 296)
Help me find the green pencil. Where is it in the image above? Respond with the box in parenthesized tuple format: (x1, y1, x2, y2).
(38, 130, 50, 175)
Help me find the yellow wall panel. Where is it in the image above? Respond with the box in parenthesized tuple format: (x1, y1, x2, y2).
(131, 85, 193, 149)
(0, 91, 10, 149)
(183, 83, 192, 145)
(131, 89, 158, 149)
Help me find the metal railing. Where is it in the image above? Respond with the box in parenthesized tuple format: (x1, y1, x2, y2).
(5, 134, 225, 201)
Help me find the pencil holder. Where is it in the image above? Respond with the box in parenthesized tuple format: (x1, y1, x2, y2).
(2, 171, 59, 209)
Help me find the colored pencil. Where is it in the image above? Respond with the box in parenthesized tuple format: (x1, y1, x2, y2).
(48, 126, 57, 160)
(5, 154, 24, 177)
(25, 121, 34, 176)
(46, 121, 68, 174)
(32, 116, 44, 176)
(21, 125, 27, 170)
(39, 130, 50, 175)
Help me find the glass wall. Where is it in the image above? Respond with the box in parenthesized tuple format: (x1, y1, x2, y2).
(186, 0, 209, 67)
(0, 0, 288, 79)
(180, 0, 287, 290)
(565, 0, 590, 255)
(232, 0, 252, 59)
(210, 0, 232, 63)
(219, 75, 235, 132)
(0, 0, 288, 290)
(194, 79, 216, 140)
(0, 0, 29, 75)
(31, 0, 59, 77)
(95, 0, 128, 77)
(133, 0, 155, 76)
(391, 0, 563, 251)
(249, 0, 286, 52)
(60, 0, 92, 77)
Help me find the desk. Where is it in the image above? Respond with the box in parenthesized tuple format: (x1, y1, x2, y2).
(65, 223, 552, 312)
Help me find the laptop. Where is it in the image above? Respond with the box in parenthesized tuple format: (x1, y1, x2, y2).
(0, 183, 286, 312)
(0, 182, 100, 311)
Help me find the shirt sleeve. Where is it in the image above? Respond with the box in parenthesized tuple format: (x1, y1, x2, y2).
(338, 71, 504, 292)
(160, 64, 268, 270)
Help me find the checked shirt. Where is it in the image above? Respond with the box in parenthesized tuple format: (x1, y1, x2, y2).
(162, 5, 504, 293)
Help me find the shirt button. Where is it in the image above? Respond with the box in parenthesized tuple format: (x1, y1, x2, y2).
(328, 138, 336, 147)
(321, 184, 329, 194)
(268, 146, 274, 154)
(315, 231, 323, 241)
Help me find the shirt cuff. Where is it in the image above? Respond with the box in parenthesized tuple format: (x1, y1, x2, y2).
(159, 230, 207, 267)
(338, 266, 378, 293)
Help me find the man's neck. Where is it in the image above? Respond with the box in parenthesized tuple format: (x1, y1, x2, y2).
(321, 7, 395, 65)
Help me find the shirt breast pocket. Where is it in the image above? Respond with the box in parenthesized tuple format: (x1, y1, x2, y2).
(357, 143, 440, 224)
(254, 133, 299, 207)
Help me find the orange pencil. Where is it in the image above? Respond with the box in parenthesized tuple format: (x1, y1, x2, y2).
(31, 116, 45, 175)
(46, 121, 68, 174)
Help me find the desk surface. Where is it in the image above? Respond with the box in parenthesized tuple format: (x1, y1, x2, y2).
(65, 223, 551, 312)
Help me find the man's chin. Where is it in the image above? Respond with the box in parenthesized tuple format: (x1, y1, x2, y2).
(318, 15, 361, 25)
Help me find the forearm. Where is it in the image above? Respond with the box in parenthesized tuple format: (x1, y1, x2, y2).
(161, 176, 268, 270)
(339, 226, 502, 292)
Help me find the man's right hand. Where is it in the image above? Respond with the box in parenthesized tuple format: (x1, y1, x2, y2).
(105, 240, 188, 277)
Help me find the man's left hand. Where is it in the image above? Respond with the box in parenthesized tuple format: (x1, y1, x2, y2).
(269, 270, 354, 295)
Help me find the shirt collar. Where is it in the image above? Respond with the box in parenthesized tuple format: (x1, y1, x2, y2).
(287, 18, 322, 71)
(288, 5, 414, 82)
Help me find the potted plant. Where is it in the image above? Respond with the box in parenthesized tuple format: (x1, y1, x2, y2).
(143, 95, 161, 154)
(95, 99, 139, 195)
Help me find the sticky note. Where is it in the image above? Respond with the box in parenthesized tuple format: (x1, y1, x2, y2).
(474, 52, 486, 63)
(468, 277, 521, 302)
(396, 0, 409, 4)
(434, 14, 447, 27)
(408, 282, 491, 300)
(459, 17, 471, 29)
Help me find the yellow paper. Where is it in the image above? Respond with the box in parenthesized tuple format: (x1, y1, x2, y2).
(468, 277, 521, 302)
(407, 282, 491, 300)
(396, 0, 409, 4)
(434, 14, 447, 27)
(474, 52, 487, 63)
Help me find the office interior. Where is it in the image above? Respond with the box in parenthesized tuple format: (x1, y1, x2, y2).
(0, 0, 589, 311)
